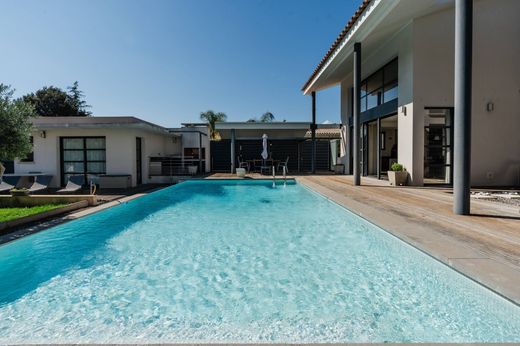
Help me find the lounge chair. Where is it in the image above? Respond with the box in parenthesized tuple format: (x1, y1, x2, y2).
(57, 175, 84, 194)
(0, 176, 20, 193)
(28, 175, 53, 193)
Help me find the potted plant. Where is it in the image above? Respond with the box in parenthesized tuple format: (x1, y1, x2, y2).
(10, 188, 30, 196)
(388, 162, 408, 186)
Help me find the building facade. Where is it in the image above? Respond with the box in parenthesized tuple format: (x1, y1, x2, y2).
(303, 0, 520, 187)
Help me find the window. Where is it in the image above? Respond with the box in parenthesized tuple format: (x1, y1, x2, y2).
(61, 137, 106, 186)
(184, 147, 206, 158)
(359, 59, 398, 112)
(20, 136, 34, 162)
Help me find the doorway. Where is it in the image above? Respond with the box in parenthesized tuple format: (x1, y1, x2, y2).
(136, 137, 142, 185)
(360, 114, 398, 179)
(424, 108, 453, 185)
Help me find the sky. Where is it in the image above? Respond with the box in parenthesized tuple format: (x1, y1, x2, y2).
(1, 0, 360, 127)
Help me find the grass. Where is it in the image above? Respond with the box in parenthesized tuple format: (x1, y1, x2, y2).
(0, 204, 66, 223)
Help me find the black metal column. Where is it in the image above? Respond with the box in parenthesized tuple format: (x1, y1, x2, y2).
(230, 129, 236, 173)
(311, 91, 317, 174)
(454, 0, 473, 215)
(377, 117, 381, 180)
(353, 42, 361, 185)
(198, 132, 203, 174)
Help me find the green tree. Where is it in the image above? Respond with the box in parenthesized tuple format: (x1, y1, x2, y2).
(260, 111, 275, 123)
(23, 81, 91, 117)
(200, 110, 227, 140)
(0, 84, 37, 161)
(67, 81, 91, 116)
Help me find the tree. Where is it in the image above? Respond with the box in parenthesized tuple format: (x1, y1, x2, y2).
(0, 84, 37, 161)
(23, 81, 91, 117)
(67, 81, 91, 116)
(200, 110, 227, 140)
(246, 118, 257, 122)
(260, 111, 275, 123)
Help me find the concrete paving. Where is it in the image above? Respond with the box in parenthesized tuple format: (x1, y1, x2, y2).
(297, 175, 520, 305)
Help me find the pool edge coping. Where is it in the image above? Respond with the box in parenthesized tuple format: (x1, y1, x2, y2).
(296, 177, 520, 307)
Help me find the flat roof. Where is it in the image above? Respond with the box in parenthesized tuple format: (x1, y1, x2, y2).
(215, 122, 340, 130)
(31, 116, 176, 135)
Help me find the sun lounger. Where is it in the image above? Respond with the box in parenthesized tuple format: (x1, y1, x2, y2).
(0, 176, 20, 193)
(57, 175, 84, 194)
(28, 175, 53, 193)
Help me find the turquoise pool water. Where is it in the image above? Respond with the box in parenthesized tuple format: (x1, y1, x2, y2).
(0, 180, 519, 343)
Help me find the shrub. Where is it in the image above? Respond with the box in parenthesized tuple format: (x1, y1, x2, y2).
(390, 162, 404, 172)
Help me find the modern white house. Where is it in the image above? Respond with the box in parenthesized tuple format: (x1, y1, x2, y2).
(302, 0, 520, 189)
(12, 116, 210, 188)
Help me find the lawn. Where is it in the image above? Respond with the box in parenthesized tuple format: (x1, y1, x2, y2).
(0, 204, 66, 223)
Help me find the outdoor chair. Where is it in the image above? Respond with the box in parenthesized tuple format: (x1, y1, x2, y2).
(28, 175, 53, 193)
(277, 157, 289, 174)
(0, 176, 20, 193)
(57, 175, 84, 194)
(260, 159, 273, 175)
(237, 157, 250, 172)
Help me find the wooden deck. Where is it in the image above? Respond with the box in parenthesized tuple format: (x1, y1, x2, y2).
(296, 175, 520, 304)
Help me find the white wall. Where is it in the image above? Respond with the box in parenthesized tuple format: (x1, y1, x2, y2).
(15, 128, 179, 187)
(413, 0, 520, 186)
(338, 0, 520, 186)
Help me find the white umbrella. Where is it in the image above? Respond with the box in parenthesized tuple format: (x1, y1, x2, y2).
(261, 134, 268, 160)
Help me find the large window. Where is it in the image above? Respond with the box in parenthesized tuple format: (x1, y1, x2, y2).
(60, 137, 106, 185)
(360, 59, 398, 112)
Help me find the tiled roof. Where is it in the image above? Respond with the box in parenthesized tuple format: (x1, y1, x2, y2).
(301, 0, 372, 92)
(304, 128, 341, 139)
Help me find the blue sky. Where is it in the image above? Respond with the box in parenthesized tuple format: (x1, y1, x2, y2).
(1, 0, 360, 127)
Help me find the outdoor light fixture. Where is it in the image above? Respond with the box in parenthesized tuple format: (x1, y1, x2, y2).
(486, 101, 494, 112)
(401, 105, 407, 116)
(39, 130, 46, 138)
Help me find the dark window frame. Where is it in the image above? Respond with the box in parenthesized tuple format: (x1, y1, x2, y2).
(360, 58, 398, 112)
(60, 136, 106, 186)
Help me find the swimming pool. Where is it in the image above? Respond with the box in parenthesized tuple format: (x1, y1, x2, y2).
(0, 180, 519, 343)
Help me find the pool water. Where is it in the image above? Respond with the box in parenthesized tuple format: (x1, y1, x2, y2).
(0, 180, 519, 343)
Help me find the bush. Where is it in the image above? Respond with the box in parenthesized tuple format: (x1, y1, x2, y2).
(390, 162, 404, 172)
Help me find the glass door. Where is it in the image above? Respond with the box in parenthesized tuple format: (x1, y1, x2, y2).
(60, 137, 106, 186)
(424, 108, 453, 184)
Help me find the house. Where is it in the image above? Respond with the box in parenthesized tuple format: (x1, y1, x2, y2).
(302, 0, 520, 188)
(13, 116, 210, 188)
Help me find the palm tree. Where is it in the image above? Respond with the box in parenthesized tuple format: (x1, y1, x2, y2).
(260, 112, 275, 123)
(200, 110, 227, 140)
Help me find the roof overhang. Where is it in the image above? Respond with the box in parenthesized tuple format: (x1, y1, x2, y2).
(215, 122, 340, 130)
(31, 116, 177, 136)
(302, 0, 455, 95)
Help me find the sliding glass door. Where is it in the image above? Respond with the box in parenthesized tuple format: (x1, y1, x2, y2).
(60, 137, 106, 186)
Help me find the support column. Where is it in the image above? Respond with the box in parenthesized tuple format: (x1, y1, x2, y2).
(198, 132, 203, 174)
(230, 129, 236, 173)
(311, 91, 317, 174)
(377, 117, 381, 180)
(353, 42, 361, 185)
(454, 0, 472, 215)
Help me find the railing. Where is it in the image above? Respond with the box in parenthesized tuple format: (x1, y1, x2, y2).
(149, 156, 205, 176)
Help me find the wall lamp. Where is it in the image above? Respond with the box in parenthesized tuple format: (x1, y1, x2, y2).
(38, 130, 46, 138)
(486, 101, 494, 112)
